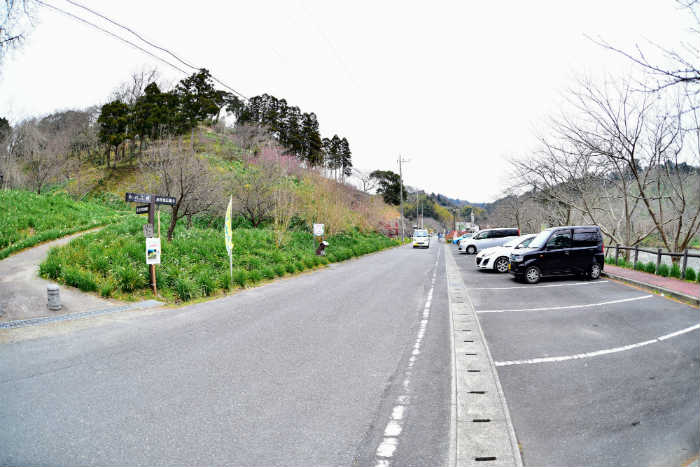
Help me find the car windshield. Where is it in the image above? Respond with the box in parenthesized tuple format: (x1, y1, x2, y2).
(518, 236, 535, 248)
(414, 231, 428, 237)
(503, 237, 522, 247)
(528, 230, 552, 249)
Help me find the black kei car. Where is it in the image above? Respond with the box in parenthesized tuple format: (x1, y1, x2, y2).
(508, 226, 604, 284)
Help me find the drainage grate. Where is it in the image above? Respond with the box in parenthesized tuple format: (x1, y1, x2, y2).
(467, 369, 481, 373)
(473, 418, 491, 422)
(475, 456, 497, 462)
(468, 391, 486, 394)
(465, 353, 478, 356)
(463, 339, 474, 342)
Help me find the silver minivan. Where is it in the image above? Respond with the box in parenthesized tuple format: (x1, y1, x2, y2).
(458, 228, 520, 254)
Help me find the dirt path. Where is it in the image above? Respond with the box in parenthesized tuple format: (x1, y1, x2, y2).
(0, 230, 123, 323)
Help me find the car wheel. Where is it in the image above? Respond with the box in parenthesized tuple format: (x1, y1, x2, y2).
(590, 263, 601, 280)
(467, 246, 476, 255)
(495, 257, 509, 273)
(525, 266, 541, 284)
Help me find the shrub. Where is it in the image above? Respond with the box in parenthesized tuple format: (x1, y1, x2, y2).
(644, 262, 656, 274)
(303, 257, 315, 269)
(634, 261, 645, 271)
(670, 263, 681, 279)
(274, 264, 286, 277)
(285, 262, 296, 274)
(616, 257, 626, 267)
(116, 265, 145, 292)
(219, 271, 232, 291)
(261, 266, 275, 280)
(40, 254, 62, 280)
(657, 263, 670, 277)
(196, 272, 216, 296)
(248, 269, 262, 283)
(233, 269, 248, 288)
(62, 267, 97, 292)
(174, 277, 196, 301)
(100, 280, 115, 298)
(295, 261, 305, 271)
(685, 267, 696, 282)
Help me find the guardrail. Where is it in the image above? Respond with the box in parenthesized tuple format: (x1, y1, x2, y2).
(605, 244, 700, 279)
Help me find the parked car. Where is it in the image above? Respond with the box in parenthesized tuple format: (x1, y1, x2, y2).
(509, 226, 604, 284)
(476, 234, 536, 273)
(452, 233, 472, 245)
(458, 228, 520, 254)
(412, 229, 430, 248)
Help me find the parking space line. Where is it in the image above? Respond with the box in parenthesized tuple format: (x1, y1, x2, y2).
(477, 295, 652, 313)
(469, 281, 608, 291)
(495, 323, 700, 366)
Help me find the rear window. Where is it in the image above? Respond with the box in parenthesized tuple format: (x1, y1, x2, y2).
(573, 230, 601, 247)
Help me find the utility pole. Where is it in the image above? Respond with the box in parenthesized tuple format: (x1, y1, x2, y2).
(398, 155, 409, 242)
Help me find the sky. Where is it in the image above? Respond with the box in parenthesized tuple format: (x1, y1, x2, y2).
(0, 0, 695, 202)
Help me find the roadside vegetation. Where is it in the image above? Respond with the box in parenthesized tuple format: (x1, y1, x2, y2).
(40, 215, 399, 303)
(604, 256, 699, 283)
(0, 190, 125, 260)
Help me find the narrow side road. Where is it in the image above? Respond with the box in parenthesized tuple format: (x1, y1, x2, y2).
(0, 242, 451, 467)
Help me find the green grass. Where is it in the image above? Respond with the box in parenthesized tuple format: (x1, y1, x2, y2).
(0, 190, 126, 260)
(40, 215, 399, 303)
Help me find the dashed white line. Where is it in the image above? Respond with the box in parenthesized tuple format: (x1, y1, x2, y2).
(470, 280, 608, 290)
(477, 294, 652, 313)
(373, 248, 440, 467)
(495, 323, 700, 366)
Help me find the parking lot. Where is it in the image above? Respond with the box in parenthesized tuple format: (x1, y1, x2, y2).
(449, 246, 700, 467)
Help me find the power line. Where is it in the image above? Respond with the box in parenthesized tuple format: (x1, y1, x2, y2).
(62, 0, 247, 100)
(37, 0, 247, 99)
(36, 0, 190, 75)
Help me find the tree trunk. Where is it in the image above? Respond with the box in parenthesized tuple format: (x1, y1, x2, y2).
(167, 204, 180, 241)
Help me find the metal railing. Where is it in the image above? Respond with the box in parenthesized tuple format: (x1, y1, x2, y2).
(605, 244, 700, 279)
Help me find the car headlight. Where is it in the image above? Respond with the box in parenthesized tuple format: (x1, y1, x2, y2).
(512, 255, 524, 262)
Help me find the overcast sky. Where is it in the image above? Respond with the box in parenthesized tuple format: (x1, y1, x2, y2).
(0, 0, 695, 202)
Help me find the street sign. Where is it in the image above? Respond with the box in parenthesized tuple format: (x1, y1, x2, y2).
(125, 192, 151, 204)
(143, 223, 154, 238)
(146, 237, 161, 265)
(313, 223, 325, 236)
(155, 195, 176, 206)
(136, 205, 150, 214)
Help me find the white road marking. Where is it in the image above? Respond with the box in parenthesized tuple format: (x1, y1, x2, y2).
(495, 323, 700, 366)
(374, 248, 440, 466)
(477, 294, 652, 313)
(470, 280, 608, 290)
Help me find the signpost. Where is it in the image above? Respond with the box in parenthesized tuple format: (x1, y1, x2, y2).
(224, 196, 233, 283)
(124, 192, 175, 296)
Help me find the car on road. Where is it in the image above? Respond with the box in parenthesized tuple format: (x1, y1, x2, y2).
(475, 234, 536, 273)
(412, 229, 430, 248)
(452, 232, 472, 245)
(509, 225, 604, 284)
(458, 228, 520, 254)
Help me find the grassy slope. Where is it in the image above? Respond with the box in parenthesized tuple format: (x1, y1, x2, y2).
(40, 214, 399, 303)
(0, 190, 127, 260)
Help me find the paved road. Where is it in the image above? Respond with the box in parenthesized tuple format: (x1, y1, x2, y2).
(449, 246, 700, 467)
(0, 229, 122, 323)
(0, 243, 450, 467)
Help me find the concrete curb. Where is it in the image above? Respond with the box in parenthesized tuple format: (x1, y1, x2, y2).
(0, 299, 164, 329)
(601, 271, 699, 307)
(444, 244, 523, 467)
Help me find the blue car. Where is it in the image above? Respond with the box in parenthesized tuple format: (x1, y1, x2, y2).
(452, 233, 473, 245)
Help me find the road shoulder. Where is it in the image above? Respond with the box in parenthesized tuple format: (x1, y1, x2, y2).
(444, 243, 523, 467)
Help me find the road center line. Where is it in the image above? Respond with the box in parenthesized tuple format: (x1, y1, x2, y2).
(495, 323, 700, 366)
(374, 247, 440, 467)
(477, 294, 652, 313)
(470, 281, 608, 291)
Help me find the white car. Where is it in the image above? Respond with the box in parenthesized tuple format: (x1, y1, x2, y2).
(412, 229, 430, 248)
(458, 228, 520, 254)
(475, 234, 536, 273)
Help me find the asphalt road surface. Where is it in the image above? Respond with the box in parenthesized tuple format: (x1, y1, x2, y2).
(0, 243, 450, 467)
(450, 245, 700, 467)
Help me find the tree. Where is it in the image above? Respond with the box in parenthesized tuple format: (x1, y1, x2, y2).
(229, 158, 279, 227)
(97, 100, 130, 167)
(175, 69, 228, 133)
(370, 170, 405, 205)
(139, 138, 219, 241)
(0, 0, 35, 67)
(594, 1, 699, 93)
(338, 137, 352, 180)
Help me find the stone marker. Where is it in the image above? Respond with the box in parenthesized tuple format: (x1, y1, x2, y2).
(47, 284, 62, 311)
